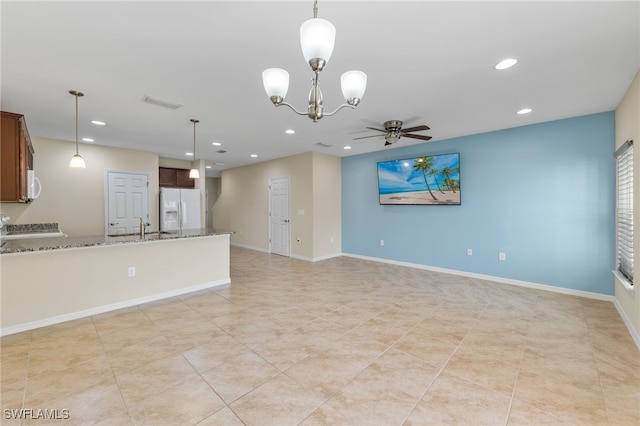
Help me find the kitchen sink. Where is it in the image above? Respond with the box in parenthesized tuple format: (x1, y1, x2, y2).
(107, 231, 175, 237)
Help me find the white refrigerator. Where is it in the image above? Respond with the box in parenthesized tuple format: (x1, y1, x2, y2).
(160, 187, 201, 232)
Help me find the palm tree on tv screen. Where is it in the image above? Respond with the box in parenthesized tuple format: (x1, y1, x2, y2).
(440, 166, 458, 193)
(428, 168, 445, 193)
(413, 156, 437, 200)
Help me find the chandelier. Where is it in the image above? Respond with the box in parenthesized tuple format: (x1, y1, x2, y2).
(262, 0, 367, 122)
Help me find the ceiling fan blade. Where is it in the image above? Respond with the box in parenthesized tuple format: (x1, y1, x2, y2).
(402, 134, 433, 141)
(365, 127, 387, 133)
(401, 125, 430, 133)
(352, 134, 383, 140)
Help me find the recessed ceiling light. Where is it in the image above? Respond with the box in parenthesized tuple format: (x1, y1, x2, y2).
(186, 152, 194, 156)
(517, 108, 533, 115)
(91, 120, 106, 126)
(344, 146, 352, 150)
(285, 129, 295, 134)
(82, 138, 94, 142)
(212, 142, 222, 146)
(494, 58, 518, 70)
(205, 165, 212, 169)
(250, 154, 258, 158)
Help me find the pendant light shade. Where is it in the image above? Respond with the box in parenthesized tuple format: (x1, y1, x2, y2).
(189, 119, 200, 179)
(68, 90, 86, 169)
(69, 154, 86, 169)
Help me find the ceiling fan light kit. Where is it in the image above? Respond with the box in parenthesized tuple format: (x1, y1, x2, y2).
(353, 120, 433, 146)
(262, 0, 367, 122)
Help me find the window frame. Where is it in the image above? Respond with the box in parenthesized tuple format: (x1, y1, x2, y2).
(614, 139, 634, 290)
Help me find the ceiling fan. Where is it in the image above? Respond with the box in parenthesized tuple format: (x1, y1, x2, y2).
(353, 120, 432, 146)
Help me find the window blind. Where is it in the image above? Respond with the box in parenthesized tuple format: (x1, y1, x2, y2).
(615, 140, 633, 285)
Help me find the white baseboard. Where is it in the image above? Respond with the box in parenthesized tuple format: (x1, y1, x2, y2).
(231, 243, 341, 263)
(230, 242, 269, 253)
(342, 252, 640, 350)
(613, 298, 640, 351)
(290, 252, 342, 262)
(342, 252, 615, 302)
(0, 278, 230, 337)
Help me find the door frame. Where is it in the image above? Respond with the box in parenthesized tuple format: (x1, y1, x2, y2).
(104, 169, 152, 235)
(268, 175, 291, 257)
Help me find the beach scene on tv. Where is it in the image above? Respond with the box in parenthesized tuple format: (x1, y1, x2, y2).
(377, 153, 461, 205)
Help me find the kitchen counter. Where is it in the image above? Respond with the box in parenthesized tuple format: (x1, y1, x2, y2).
(0, 228, 231, 254)
(2, 230, 231, 335)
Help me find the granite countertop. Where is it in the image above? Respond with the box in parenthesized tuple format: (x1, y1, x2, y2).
(0, 228, 231, 254)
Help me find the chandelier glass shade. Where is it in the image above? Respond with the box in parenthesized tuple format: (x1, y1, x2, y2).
(262, 68, 289, 99)
(262, 0, 366, 122)
(300, 18, 335, 66)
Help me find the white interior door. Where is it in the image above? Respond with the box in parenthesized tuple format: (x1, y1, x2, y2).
(269, 176, 290, 256)
(107, 171, 149, 235)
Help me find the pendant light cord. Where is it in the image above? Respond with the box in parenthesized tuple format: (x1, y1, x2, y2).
(191, 118, 199, 159)
(75, 93, 79, 155)
(69, 90, 84, 155)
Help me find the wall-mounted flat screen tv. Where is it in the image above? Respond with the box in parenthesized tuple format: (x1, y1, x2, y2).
(377, 153, 461, 205)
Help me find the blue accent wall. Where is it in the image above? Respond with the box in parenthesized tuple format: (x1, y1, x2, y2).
(342, 112, 615, 295)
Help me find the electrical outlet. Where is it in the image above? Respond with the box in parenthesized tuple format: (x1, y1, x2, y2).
(467, 248, 473, 256)
(499, 252, 506, 261)
(128, 266, 136, 277)
(380, 239, 385, 246)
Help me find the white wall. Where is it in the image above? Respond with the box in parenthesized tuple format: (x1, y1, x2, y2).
(205, 177, 221, 228)
(312, 152, 342, 259)
(213, 151, 341, 260)
(614, 69, 640, 342)
(1, 137, 159, 236)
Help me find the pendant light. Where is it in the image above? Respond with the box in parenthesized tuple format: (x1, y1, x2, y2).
(69, 90, 86, 169)
(189, 118, 200, 179)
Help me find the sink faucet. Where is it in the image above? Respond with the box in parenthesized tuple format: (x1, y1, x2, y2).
(0, 214, 10, 237)
(138, 217, 146, 238)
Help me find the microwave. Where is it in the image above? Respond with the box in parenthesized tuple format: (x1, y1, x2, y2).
(27, 170, 42, 200)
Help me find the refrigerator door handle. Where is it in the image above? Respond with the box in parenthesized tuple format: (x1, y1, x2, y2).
(180, 200, 186, 227)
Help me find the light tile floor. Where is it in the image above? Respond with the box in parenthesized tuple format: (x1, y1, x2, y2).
(2, 246, 639, 425)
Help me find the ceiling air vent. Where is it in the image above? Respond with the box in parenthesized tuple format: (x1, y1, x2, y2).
(141, 94, 183, 110)
(216, 150, 227, 154)
(315, 142, 332, 148)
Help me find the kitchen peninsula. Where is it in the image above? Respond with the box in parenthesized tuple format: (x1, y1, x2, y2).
(1, 229, 231, 336)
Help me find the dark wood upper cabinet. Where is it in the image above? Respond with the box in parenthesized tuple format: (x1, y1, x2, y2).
(175, 169, 194, 188)
(1, 111, 34, 203)
(159, 167, 195, 188)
